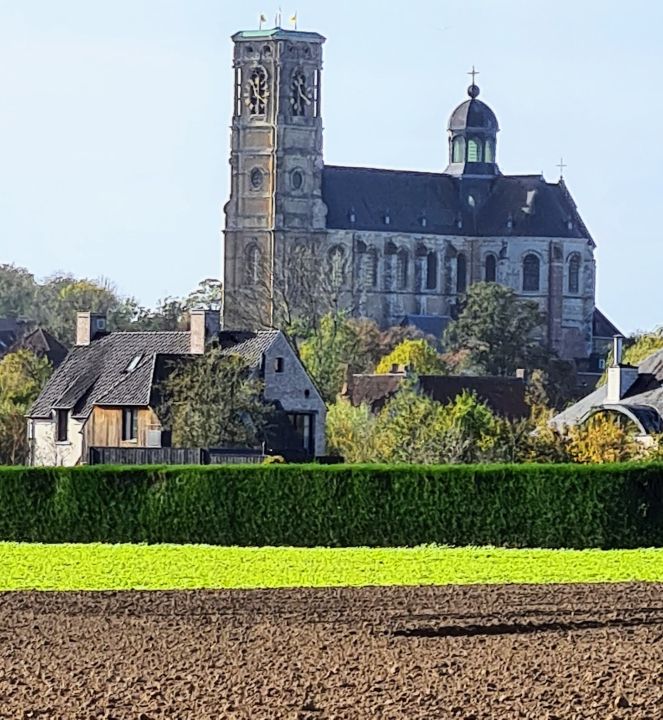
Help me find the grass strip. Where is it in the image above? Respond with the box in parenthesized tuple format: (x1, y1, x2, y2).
(0, 544, 662, 591)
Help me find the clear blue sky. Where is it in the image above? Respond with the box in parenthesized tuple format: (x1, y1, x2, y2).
(0, 0, 660, 333)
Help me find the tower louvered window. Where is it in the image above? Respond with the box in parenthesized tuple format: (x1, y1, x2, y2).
(467, 138, 483, 162)
(329, 246, 346, 287)
(246, 245, 261, 285)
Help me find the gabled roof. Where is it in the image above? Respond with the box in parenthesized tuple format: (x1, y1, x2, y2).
(345, 372, 528, 418)
(322, 165, 590, 239)
(592, 308, 622, 340)
(217, 330, 281, 367)
(9, 328, 68, 368)
(551, 348, 663, 433)
(29, 328, 284, 420)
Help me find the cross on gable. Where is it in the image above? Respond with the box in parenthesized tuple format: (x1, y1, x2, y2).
(557, 157, 567, 178)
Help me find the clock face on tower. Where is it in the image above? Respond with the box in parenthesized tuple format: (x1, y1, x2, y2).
(244, 67, 268, 116)
(290, 71, 312, 116)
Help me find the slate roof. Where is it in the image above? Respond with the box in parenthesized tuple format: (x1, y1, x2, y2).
(551, 348, 663, 434)
(449, 97, 499, 131)
(9, 328, 68, 368)
(593, 308, 622, 339)
(345, 373, 528, 418)
(0, 318, 21, 357)
(29, 329, 282, 420)
(322, 166, 590, 239)
(217, 330, 281, 367)
(401, 315, 450, 342)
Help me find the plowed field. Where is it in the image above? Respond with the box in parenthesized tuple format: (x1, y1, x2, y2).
(1, 583, 662, 719)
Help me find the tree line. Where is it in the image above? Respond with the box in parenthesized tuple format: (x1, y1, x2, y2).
(2, 262, 661, 466)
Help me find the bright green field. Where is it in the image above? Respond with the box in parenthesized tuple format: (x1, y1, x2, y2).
(0, 544, 662, 590)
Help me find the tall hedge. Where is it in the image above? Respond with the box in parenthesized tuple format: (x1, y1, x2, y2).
(0, 463, 661, 548)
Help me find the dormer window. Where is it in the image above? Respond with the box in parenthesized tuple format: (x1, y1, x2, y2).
(567, 219, 574, 231)
(384, 211, 391, 225)
(506, 215, 514, 230)
(420, 215, 428, 228)
(348, 208, 356, 224)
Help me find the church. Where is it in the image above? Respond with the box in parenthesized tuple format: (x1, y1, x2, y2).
(222, 25, 614, 370)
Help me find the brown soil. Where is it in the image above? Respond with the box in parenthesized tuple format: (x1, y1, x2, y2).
(0, 583, 662, 719)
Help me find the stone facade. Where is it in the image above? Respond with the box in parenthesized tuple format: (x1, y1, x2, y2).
(223, 27, 597, 362)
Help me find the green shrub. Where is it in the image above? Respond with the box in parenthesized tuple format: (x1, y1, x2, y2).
(0, 462, 661, 548)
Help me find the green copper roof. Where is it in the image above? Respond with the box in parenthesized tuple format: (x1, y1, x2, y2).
(232, 28, 325, 42)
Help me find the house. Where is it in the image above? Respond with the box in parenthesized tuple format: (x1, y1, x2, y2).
(0, 318, 68, 368)
(343, 368, 529, 418)
(27, 310, 326, 466)
(551, 336, 663, 438)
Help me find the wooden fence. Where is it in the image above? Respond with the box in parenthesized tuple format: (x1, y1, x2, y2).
(88, 447, 267, 466)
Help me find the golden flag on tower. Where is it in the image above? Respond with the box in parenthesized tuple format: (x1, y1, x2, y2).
(290, 12, 298, 29)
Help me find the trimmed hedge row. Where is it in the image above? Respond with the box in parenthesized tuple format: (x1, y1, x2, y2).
(0, 463, 662, 548)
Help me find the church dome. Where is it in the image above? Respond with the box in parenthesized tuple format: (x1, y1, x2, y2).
(448, 85, 499, 132)
(445, 81, 500, 177)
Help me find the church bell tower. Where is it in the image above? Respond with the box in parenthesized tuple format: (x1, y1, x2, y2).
(223, 27, 327, 329)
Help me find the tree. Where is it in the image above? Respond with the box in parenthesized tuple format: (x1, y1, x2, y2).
(443, 282, 545, 376)
(372, 378, 449, 463)
(0, 264, 37, 318)
(228, 243, 360, 337)
(566, 412, 642, 464)
(371, 382, 498, 465)
(35, 275, 136, 344)
(598, 329, 663, 386)
(0, 350, 52, 465)
(325, 398, 379, 462)
(375, 339, 446, 375)
(348, 318, 436, 373)
(158, 348, 269, 448)
(184, 278, 223, 311)
(299, 312, 367, 403)
(434, 390, 498, 464)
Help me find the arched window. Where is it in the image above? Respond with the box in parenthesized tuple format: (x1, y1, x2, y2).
(484, 138, 495, 163)
(365, 248, 379, 288)
(397, 249, 409, 289)
(329, 246, 346, 287)
(248, 67, 267, 115)
(467, 138, 483, 162)
(485, 253, 496, 282)
(246, 244, 261, 285)
(523, 254, 540, 292)
(456, 253, 467, 293)
(452, 137, 465, 163)
(426, 251, 437, 290)
(568, 253, 581, 294)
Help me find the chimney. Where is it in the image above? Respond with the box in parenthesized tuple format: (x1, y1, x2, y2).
(606, 334, 638, 403)
(76, 312, 107, 346)
(189, 309, 221, 354)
